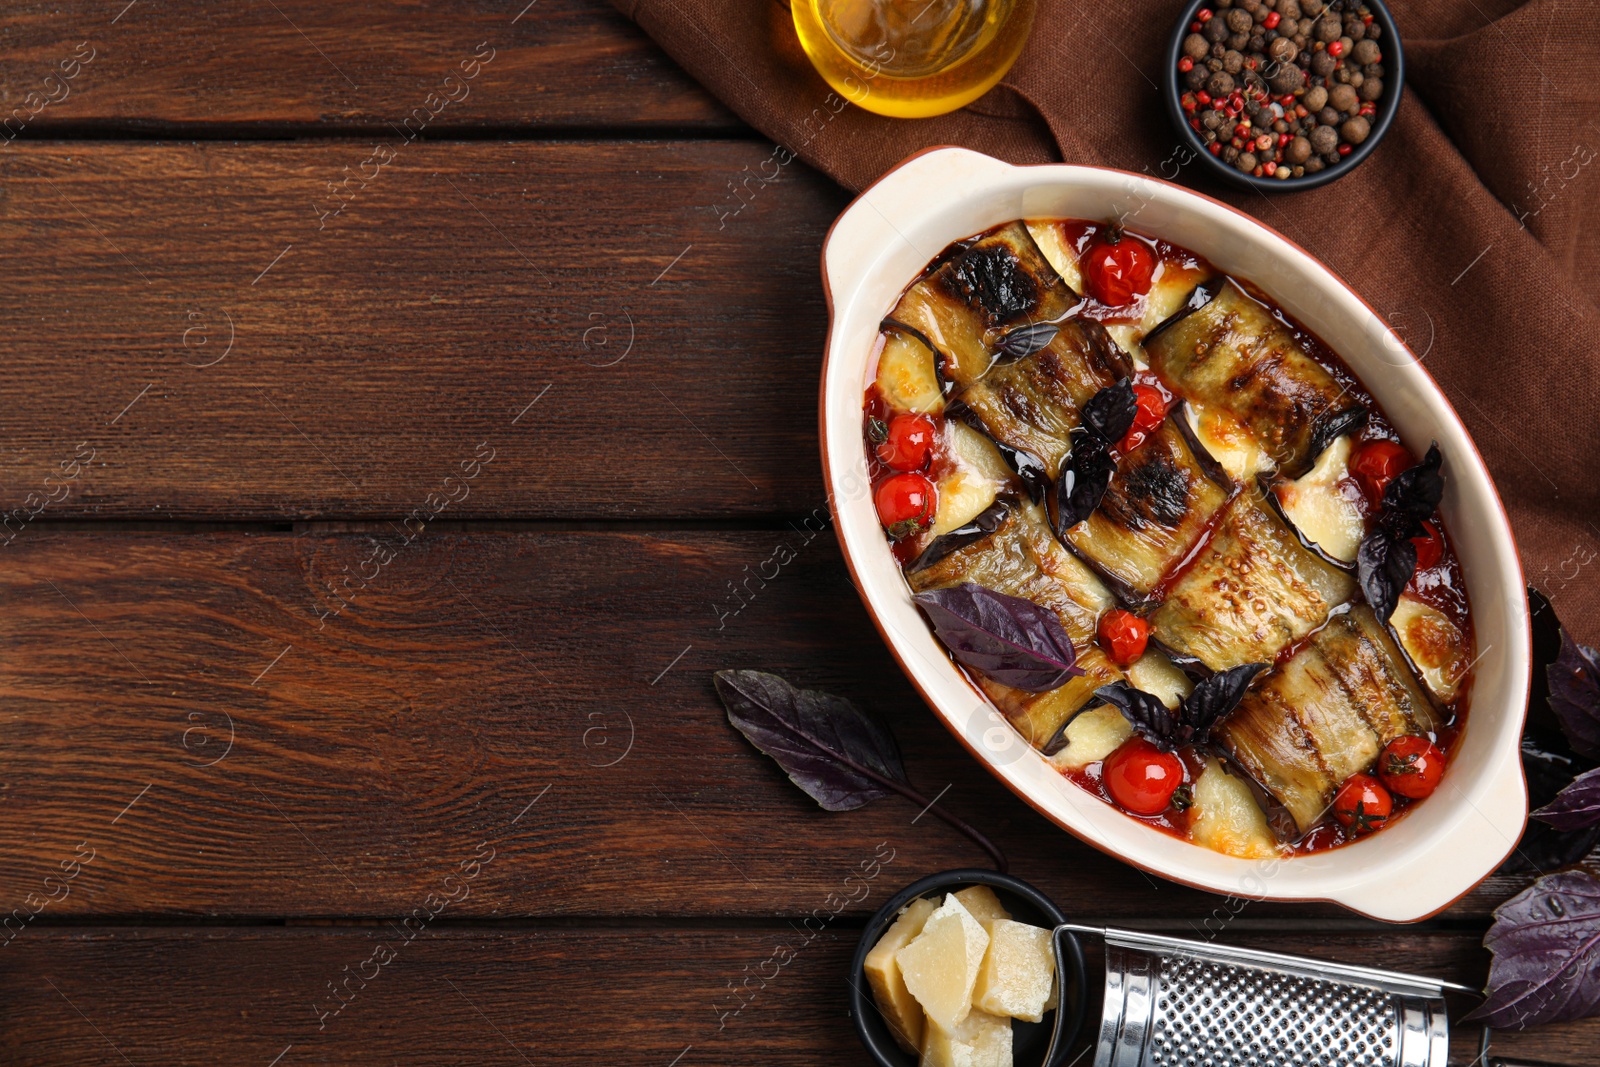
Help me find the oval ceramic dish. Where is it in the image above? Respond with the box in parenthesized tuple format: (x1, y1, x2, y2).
(818, 147, 1531, 922)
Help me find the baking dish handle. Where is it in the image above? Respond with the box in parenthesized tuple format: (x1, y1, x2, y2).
(821, 146, 1014, 309)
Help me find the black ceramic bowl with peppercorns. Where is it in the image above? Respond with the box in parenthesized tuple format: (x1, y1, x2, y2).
(1164, 0, 1403, 191)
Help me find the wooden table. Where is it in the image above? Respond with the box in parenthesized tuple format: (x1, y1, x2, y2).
(0, 3, 1593, 1064)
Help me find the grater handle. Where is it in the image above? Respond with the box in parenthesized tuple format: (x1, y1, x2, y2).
(1039, 925, 1092, 1067)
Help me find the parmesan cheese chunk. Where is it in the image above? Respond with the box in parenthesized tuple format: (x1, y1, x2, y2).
(972, 919, 1056, 1023)
(952, 885, 1011, 929)
(920, 1009, 1013, 1067)
(897, 895, 990, 1032)
(864, 896, 937, 1053)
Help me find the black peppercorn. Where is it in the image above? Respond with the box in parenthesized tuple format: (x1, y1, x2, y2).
(1223, 48, 1245, 73)
(1226, 7, 1254, 32)
(1314, 15, 1340, 41)
(1185, 66, 1209, 90)
(1236, 151, 1259, 173)
(1309, 49, 1337, 76)
(1205, 17, 1230, 42)
(1183, 33, 1211, 60)
(1366, 21, 1382, 39)
(1207, 71, 1236, 95)
(1328, 83, 1358, 111)
(1357, 76, 1383, 101)
(1309, 124, 1338, 154)
(1303, 84, 1328, 110)
(1286, 135, 1312, 163)
(1351, 38, 1379, 64)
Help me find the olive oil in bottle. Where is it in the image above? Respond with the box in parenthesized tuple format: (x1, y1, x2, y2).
(791, 0, 1036, 119)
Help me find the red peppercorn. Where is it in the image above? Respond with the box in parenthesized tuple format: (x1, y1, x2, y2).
(1191, 20, 1202, 31)
(1359, 102, 1376, 116)
(1328, 40, 1345, 57)
(1363, 12, 1374, 22)
(1179, 56, 1195, 72)
(1183, 97, 1197, 112)
(1279, 133, 1291, 146)
(1209, 142, 1223, 156)
(1196, 90, 1211, 104)
(1263, 161, 1277, 176)
(1198, 7, 1213, 20)
(1245, 57, 1257, 70)
(1294, 104, 1308, 117)
(1263, 10, 1281, 28)
(1339, 143, 1353, 156)
(1189, 117, 1201, 130)
(1252, 165, 1264, 176)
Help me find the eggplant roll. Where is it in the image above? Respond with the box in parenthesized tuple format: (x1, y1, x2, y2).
(890, 222, 1080, 388)
(874, 322, 946, 416)
(1064, 415, 1235, 600)
(908, 501, 1123, 749)
(1144, 279, 1366, 477)
(955, 318, 1132, 477)
(1216, 605, 1440, 834)
(1149, 491, 1357, 671)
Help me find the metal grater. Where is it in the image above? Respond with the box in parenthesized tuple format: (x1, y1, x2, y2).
(1041, 925, 1476, 1067)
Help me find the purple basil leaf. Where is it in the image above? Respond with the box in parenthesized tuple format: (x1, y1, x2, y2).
(1379, 442, 1443, 540)
(1466, 869, 1600, 1030)
(1357, 526, 1416, 623)
(1501, 735, 1600, 874)
(995, 322, 1060, 362)
(1550, 624, 1600, 761)
(1054, 431, 1116, 536)
(1182, 663, 1268, 743)
(1532, 766, 1600, 831)
(912, 582, 1084, 692)
(1094, 681, 1181, 751)
(714, 670, 907, 812)
(1081, 378, 1137, 443)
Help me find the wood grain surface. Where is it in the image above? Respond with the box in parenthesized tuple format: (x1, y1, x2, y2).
(0, 926, 1592, 1066)
(0, 141, 847, 521)
(0, 529, 1563, 921)
(2, 2, 1595, 1064)
(0, 0, 734, 132)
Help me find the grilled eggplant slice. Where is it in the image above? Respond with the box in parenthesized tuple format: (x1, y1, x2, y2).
(1149, 491, 1357, 671)
(908, 501, 1122, 748)
(890, 222, 1080, 388)
(1144, 279, 1367, 477)
(874, 322, 946, 415)
(1064, 414, 1235, 601)
(1216, 605, 1440, 835)
(956, 319, 1132, 476)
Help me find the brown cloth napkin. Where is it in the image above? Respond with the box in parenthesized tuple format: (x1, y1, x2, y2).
(614, 0, 1600, 647)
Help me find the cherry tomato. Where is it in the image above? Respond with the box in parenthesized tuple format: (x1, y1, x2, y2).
(1118, 384, 1170, 453)
(876, 414, 937, 472)
(1102, 736, 1185, 815)
(1332, 773, 1393, 835)
(1082, 229, 1156, 307)
(1410, 520, 1444, 572)
(1378, 735, 1446, 799)
(874, 472, 935, 538)
(1098, 608, 1151, 667)
(1349, 439, 1412, 504)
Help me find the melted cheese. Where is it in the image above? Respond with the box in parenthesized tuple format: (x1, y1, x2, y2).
(1187, 405, 1272, 482)
(1391, 594, 1472, 703)
(1274, 435, 1364, 563)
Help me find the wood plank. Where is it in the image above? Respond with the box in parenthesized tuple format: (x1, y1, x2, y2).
(1, 926, 1594, 1066)
(0, 0, 733, 131)
(0, 141, 849, 521)
(0, 529, 1552, 920)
